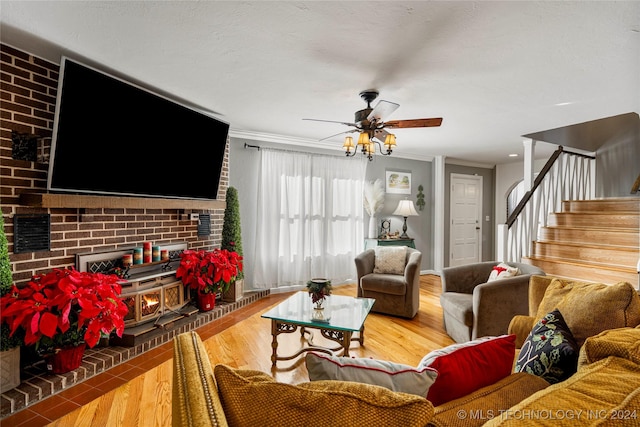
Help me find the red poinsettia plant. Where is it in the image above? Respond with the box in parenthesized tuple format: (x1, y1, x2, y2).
(176, 249, 243, 294)
(0, 268, 129, 354)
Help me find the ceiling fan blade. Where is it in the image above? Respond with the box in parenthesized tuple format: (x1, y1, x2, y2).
(384, 118, 443, 128)
(303, 118, 357, 127)
(367, 100, 400, 123)
(319, 129, 358, 142)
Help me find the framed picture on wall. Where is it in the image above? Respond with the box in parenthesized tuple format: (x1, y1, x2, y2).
(385, 170, 411, 194)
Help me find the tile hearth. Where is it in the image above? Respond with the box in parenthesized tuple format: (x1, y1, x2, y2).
(0, 290, 269, 419)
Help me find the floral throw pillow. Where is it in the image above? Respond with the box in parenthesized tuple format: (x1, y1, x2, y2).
(514, 309, 579, 384)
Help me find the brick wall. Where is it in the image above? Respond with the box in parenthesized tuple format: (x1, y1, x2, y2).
(0, 43, 228, 285)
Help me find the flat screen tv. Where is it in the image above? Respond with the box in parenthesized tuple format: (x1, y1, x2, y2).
(48, 57, 230, 200)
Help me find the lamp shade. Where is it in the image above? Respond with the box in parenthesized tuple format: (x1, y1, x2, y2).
(393, 200, 419, 217)
(343, 136, 355, 153)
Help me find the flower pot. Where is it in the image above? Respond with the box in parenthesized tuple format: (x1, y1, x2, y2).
(197, 292, 216, 311)
(0, 346, 20, 393)
(223, 279, 243, 302)
(45, 345, 85, 374)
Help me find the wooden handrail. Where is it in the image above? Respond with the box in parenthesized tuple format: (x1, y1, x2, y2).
(506, 146, 595, 228)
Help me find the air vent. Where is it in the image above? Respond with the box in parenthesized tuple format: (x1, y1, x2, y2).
(14, 214, 51, 254)
(197, 213, 211, 237)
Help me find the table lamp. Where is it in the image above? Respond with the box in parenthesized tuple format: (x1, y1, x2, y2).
(392, 199, 419, 238)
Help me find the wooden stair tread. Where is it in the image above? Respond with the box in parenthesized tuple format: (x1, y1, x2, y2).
(535, 240, 639, 250)
(542, 225, 639, 232)
(525, 255, 637, 273)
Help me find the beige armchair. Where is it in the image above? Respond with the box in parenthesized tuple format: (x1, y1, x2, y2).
(355, 248, 422, 318)
(440, 261, 545, 343)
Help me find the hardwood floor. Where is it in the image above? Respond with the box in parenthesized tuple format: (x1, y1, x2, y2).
(4, 275, 453, 427)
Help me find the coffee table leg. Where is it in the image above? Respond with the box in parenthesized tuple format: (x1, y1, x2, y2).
(270, 320, 279, 367)
(342, 331, 352, 357)
(359, 324, 365, 346)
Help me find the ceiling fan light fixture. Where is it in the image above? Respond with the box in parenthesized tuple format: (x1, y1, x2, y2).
(343, 136, 355, 153)
(357, 132, 370, 146)
(384, 133, 396, 149)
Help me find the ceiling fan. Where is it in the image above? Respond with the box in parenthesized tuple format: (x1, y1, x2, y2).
(303, 90, 442, 160)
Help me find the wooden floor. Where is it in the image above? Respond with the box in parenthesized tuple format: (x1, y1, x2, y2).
(4, 275, 453, 427)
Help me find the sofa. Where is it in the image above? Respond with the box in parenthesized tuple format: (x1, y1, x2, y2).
(172, 276, 640, 427)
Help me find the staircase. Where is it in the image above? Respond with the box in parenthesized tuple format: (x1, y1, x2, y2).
(522, 198, 640, 288)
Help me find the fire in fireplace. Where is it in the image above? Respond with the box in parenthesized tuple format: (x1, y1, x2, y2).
(119, 276, 185, 327)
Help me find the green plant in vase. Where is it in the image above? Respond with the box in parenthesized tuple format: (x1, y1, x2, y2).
(221, 186, 244, 301)
(0, 210, 22, 392)
(306, 279, 332, 309)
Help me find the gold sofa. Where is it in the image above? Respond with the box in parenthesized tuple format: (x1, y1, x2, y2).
(172, 276, 640, 427)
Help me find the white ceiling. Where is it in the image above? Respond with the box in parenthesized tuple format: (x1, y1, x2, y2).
(2, 1, 639, 166)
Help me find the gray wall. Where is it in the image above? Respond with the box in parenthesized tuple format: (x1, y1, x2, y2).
(228, 137, 436, 288)
(596, 119, 640, 197)
(444, 164, 495, 266)
(363, 155, 434, 272)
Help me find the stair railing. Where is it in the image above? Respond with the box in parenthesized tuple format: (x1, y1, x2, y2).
(498, 146, 596, 263)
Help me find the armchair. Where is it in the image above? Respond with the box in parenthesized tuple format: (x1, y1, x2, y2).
(355, 247, 422, 318)
(439, 261, 545, 343)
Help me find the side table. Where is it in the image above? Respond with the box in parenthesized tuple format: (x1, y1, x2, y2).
(364, 238, 416, 250)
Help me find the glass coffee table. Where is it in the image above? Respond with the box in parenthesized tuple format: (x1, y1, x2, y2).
(261, 292, 375, 366)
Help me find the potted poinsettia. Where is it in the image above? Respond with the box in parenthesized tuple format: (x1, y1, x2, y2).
(0, 268, 129, 373)
(176, 248, 243, 311)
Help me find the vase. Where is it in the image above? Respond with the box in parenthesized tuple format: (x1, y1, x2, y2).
(222, 279, 243, 302)
(197, 292, 216, 311)
(0, 347, 20, 393)
(368, 215, 377, 238)
(44, 345, 85, 374)
(311, 297, 331, 322)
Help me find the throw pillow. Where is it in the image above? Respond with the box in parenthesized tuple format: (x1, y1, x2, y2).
(418, 334, 516, 406)
(514, 309, 579, 384)
(487, 262, 520, 282)
(214, 364, 434, 427)
(578, 327, 640, 369)
(305, 352, 438, 397)
(535, 278, 640, 347)
(373, 246, 407, 274)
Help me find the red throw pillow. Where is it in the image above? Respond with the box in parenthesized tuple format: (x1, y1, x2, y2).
(418, 334, 516, 406)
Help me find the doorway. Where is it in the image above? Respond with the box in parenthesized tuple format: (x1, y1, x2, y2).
(449, 173, 483, 267)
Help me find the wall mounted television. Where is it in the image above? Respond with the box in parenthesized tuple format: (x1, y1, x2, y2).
(47, 57, 230, 200)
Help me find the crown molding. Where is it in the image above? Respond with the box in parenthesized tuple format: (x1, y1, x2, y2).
(229, 129, 435, 162)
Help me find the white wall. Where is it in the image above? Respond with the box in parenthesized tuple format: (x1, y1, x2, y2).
(494, 159, 547, 258)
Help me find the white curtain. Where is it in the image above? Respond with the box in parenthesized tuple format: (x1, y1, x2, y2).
(253, 148, 367, 289)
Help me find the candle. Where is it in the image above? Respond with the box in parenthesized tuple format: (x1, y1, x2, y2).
(133, 248, 143, 265)
(152, 246, 161, 262)
(143, 242, 152, 263)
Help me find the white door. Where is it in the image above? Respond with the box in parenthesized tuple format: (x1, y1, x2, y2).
(450, 174, 482, 267)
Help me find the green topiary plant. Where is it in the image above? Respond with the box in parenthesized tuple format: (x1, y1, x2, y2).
(0, 210, 21, 351)
(221, 187, 243, 279)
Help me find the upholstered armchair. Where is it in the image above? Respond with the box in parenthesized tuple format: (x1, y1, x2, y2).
(439, 261, 545, 343)
(355, 247, 422, 318)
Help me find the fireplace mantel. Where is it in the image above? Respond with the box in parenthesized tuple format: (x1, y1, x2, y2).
(19, 192, 225, 210)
